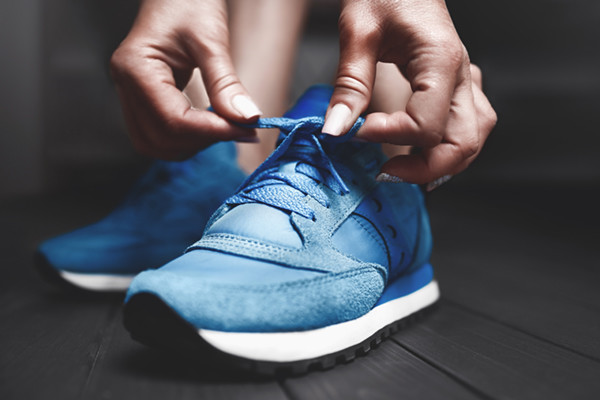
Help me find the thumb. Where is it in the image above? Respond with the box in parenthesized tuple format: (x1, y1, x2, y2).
(189, 39, 262, 123)
(323, 31, 377, 136)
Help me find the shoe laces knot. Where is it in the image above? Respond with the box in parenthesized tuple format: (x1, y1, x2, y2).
(226, 116, 364, 220)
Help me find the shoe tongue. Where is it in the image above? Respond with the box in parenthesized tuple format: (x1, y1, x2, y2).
(205, 203, 302, 248)
(284, 85, 332, 119)
(278, 161, 298, 174)
(203, 86, 336, 248)
(274, 85, 332, 146)
(155, 141, 239, 184)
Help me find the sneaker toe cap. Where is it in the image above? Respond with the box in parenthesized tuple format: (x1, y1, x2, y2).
(125, 250, 385, 333)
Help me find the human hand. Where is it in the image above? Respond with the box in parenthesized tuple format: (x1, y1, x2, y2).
(110, 0, 261, 160)
(323, 0, 497, 185)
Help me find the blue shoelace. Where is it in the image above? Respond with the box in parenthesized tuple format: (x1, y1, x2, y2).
(226, 116, 364, 220)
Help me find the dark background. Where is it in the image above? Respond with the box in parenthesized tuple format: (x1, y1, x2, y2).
(1, 0, 599, 198)
(1, 2, 600, 399)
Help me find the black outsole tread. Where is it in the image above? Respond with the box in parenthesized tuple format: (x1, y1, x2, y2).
(123, 292, 437, 377)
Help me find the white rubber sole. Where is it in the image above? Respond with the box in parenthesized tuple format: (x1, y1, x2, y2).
(198, 279, 439, 363)
(58, 270, 134, 292)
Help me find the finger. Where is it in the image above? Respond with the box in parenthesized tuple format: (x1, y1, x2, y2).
(134, 59, 257, 140)
(357, 111, 446, 147)
(377, 145, 460, 185)
(186, 33, 263, 123)
(378, 75, 479, 183)
(323, 19, 378, 136)
(358, 46, 466, 147)
(472, 79, 497, 145)
(116, 78, 203, 160)
(470, 63, 483, 89)
(113, 57, 256, 159)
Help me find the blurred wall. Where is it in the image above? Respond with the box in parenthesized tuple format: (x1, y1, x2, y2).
(40, 0, 141, 195)
(0, 1, 43, 196)
(447, 0, 600, 184)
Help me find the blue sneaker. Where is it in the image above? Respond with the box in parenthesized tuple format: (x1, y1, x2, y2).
(123, 85, 439, 374)
(36, 142, 246, 292)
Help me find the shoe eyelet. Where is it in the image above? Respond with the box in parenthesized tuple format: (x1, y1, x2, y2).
(386, 225, 397, 238)
(373, 198, 382, 212)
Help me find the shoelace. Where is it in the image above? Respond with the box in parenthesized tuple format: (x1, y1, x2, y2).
(226, 116, 364, 220)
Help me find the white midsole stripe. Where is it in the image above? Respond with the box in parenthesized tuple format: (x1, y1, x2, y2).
(199, 280, 439, 362)
(58, 270, 134, 292)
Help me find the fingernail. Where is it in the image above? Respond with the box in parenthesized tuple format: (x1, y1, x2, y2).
(322, 103, 352, 136)
(376, 172, 404, 183)
(232, 95, 262, 119)
(426, 174, 453, 192)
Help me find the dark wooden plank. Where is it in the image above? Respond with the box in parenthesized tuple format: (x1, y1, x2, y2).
(394, 303, 600, 400)
(0, 287, 121, 400)
(436, 257, 600, 360)
(427, 184, 600, 359)
(3, 182, 599, 399)
(0, 194, 289, 400)
(80, 308, 289, 400)
(282, 337, 485, 400)
(0, 193, 123, 293)
(0, 194, 128, 400)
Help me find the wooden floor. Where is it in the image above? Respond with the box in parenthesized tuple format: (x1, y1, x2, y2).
(1, 182, 599, 400)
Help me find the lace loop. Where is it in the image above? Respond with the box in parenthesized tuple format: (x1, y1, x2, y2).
(226, 116, 364, 219)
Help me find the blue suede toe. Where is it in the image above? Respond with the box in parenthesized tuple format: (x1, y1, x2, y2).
(125, 85, 433, 336)
(126, 250, 385, 332)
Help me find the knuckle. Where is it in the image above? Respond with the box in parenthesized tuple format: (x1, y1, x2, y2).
(110, 45, 135, 82)
(417, 166, 439, 186)
(423, 132, 444, 147)
(206, 71, 240, 96)
(338, 7, 382, 47)
(161, 115, 186, 137)
(461, 137, 480, 159)
(182, 28, 224, 58)
(479, 99, 498, 133)
(448, 46, 467, 68)
(416, 120, 445, 146)
(470, 63, 482, 81)
(487, 108, 498, 130)
(343, 24, 381, 48)
(435, 39, 467, 70)
(334, 71, 371, 101)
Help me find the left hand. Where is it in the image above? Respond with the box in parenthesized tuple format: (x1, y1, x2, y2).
(323, 0, 497, 184)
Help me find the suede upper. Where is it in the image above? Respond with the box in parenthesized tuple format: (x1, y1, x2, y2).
(38, 141, 246, 274)
(125, 86, 433, 332)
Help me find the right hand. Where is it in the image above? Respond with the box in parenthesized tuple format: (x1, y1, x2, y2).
(110, 0, 261, 160)
(325, 0, 496, 185)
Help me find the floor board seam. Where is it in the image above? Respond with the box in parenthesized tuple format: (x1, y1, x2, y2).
(79, 301, 122, 398)
(444, 299, 600, 364)
(390, 337, 496, 400)
(277, 378, 299, 400)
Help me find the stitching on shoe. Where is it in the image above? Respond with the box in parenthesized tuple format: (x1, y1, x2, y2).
(163, 267, 380, 292)
(197, 233, 299, 253)
(351, 214, 388, 256)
